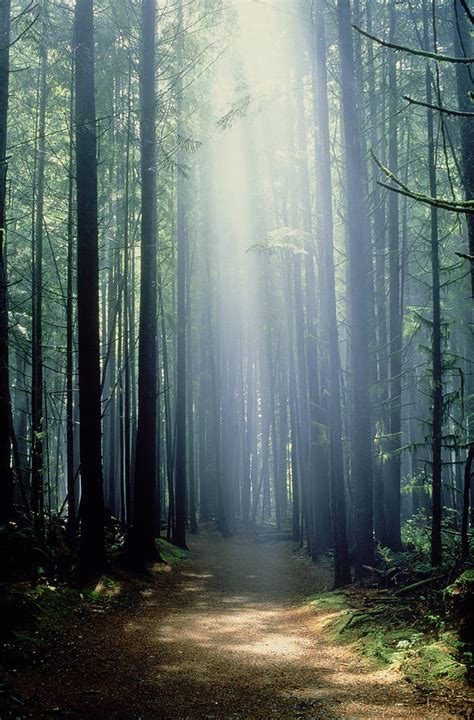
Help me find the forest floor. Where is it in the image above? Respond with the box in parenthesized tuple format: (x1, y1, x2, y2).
(2, 530, 471, 719)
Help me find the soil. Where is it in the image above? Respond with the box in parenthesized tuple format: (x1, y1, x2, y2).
(4, 531, 469, 719)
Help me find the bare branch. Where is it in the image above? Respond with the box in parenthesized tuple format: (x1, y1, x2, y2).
(372, 150, 474, 213)
(353, 24, 474, 64)
(378, 181, 474, 214)
(403, 95, 474, 118)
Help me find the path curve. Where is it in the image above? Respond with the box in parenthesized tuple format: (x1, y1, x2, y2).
(13, 532, 462, 719)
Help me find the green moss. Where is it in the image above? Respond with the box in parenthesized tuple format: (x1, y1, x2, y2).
(403, 634, 466, 685)
(306, 591, 347, 612)
(157, 538, 189, 564)
(306, 591, 468, 692)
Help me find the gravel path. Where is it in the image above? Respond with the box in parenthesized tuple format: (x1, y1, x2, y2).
(11, 531, 463, 719)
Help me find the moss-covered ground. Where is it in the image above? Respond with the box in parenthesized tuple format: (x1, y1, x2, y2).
(306, 583, 472, 711)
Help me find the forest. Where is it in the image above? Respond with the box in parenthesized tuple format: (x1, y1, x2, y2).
(0, 0, 473, 717)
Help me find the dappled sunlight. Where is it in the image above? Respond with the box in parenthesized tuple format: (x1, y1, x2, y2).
(128, 535, 441, 718)
(150, 562, 172, 574)
(231, 634, 313, 660)
(91, 577, 123, 599)
(181, 572, 214, 579)
(221, 595, 253, 604)
(11, 533, 452, 719)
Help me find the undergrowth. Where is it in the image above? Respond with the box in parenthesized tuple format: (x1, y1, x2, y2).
(0, 533, 188, 714)
(307, 588, 467, 687)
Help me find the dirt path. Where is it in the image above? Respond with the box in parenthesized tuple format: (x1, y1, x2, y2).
(11, 532, 463, 719)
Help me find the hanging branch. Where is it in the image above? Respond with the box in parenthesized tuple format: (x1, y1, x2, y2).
(372, 150, 474, 214)
(403, 95, 474, 117)
(353, 24, 474, 64)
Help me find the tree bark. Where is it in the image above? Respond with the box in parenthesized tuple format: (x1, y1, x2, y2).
(453, 0, 474, 298)
(173, 0, 187, 549)
(337, 0, 375, 577)
(422, 2, 442, 567)
(74, 0, 106, 574)
(313, 0, 351, 587)
(131, 0, 159, 564)
(385, 0, 402, 551)
(31, 24, 48, 539)
(0, 0, 13, 525)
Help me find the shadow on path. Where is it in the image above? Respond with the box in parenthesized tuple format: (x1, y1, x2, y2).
(12, 531, 461, 719)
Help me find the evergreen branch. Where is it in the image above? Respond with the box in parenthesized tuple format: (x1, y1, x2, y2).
(353, 24, 474, 64)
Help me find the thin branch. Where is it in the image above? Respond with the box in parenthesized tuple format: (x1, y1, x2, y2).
(378, 181, 474, 213)
(372, 150, 474, 213)
(1, 14, 39, 50)
(353, 24, 474, 64)
(403, 95, 474, 118)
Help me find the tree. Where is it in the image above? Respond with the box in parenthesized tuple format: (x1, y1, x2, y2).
(173, 0, 187, 549)
(74, 0, 106, 574)
(421, 0, 443, 567)
(31, 8, 48, 539)
(336, 0, 375, 577)
(385, 0, 403, 551)
(0, 0, 13, 525)
(130, 0, 159, 565)
(312, 0, 351, 587)
(452, 0, 474, 298)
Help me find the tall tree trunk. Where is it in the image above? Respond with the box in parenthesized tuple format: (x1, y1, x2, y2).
(336, 0, 375, 577)
(186, 245, 198, 534)
(74, 0, 106, 573)
(31, 25, 48, 539)
(0, 0, 13, 524)
(66, 60, 76, 543)
(295, 47, 330, 556)
(453, 0, 474, 298)
(122, 63, 132, 528)
(131, 0, 159, 564)
(385, 0, 402, 550)
(173, 0, 187, 549)
(159, 279, 174, 538)
(422, 2, 442, 567)
(313, 0, 351, 587)
(366, 0, 388, 545)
